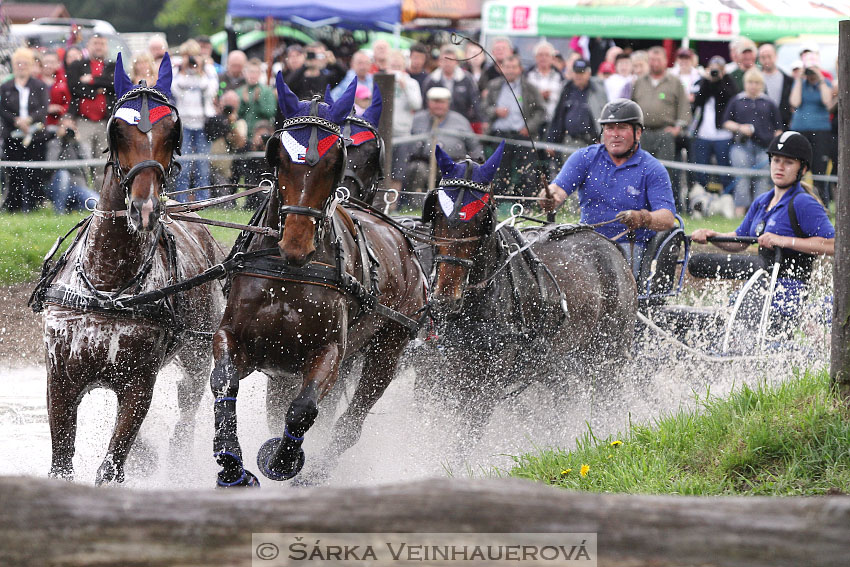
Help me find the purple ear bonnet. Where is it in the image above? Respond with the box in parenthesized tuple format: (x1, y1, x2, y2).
(113, 52, 174, 129)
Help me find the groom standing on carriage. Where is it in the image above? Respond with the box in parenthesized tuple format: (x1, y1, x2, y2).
(539, 99, 677, 275)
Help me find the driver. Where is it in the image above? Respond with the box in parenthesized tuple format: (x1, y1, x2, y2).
(539, 98, 676, 274)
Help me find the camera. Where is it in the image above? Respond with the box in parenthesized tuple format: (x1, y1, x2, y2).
(222, 105, 234, 115)
(306, 51, 316, 60)
(260, 134, 271, 146)
(187, 56, 198, 67)
(63, 128, 76, 140)
(709, 69, 720, 78)
(804, 67, 817, 78)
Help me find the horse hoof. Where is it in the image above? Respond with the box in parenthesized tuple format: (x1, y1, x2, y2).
(257, 437, 305, 481)
(215, 452, 260, 488)
(95, 459, 124, 486)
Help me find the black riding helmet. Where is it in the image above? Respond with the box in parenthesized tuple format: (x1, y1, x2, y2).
(766, 132, 813, 182)
(598, 98, 644, 158)
(598, 98, 644, 129)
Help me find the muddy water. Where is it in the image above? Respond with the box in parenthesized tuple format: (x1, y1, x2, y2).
(0, 330, 827, 491)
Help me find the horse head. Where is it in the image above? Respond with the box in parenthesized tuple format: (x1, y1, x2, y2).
(266, 73, 354, 265)
(325, 84, 384, 204)
(108, 52, 181, 231)
(424, 142, 504, 317)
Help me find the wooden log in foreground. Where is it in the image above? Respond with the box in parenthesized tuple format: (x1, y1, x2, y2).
(1, 476, 849, 567)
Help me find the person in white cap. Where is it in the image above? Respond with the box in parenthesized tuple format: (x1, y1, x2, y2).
(403, 86, 483, 195)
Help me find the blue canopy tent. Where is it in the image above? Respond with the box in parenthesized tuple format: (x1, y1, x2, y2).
(226, 0, 402, 31)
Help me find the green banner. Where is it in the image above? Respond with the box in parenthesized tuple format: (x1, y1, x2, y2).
(537, 6, 688, 39)
(739, 13, 840, 41)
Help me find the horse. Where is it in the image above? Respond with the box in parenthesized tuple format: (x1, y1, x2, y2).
(209, 74, 426, 488)
(325, 84, 385, 205)
(264, 85, 387, 429)
(416, 143, 637, 449)
(30, 53, 224, 485)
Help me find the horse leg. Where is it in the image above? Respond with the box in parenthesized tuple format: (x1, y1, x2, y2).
(210, 331, 256, 488)
(47, 367, 86, 481)
(257, 344, 341, 481)
(170, 342, 210, 464)
(95, 374, 156, 485)
(327, 326, 407, 460)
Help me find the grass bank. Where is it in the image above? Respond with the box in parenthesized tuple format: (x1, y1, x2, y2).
(0, 208, 740, 287)
(0, 208, 252, 286)
(510, 368, 850, 496)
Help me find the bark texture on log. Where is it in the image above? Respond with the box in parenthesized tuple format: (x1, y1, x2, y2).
(832, 19, 850, 401)
(1, 476, 849, 567)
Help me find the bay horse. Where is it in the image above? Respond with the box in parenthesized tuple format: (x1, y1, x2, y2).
(417, 144, 636, 447)
(210, 74, 425, 487)
(31, 53, 224, 485)
(265, 85, 386, 428)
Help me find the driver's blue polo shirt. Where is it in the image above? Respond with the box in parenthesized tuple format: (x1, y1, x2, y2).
(551, 143, 676, 244)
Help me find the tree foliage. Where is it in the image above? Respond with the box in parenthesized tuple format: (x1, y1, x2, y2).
(12, 0, 168, 33)
(154, 0, 227, 37)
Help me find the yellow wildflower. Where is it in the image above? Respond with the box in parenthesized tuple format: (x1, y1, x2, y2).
(560, 469, 572, 476)
(610, 440, 623, 447)
(580, 464, 590, 477)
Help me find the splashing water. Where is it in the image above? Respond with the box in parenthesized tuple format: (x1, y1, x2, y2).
(0, 263, 831, 490)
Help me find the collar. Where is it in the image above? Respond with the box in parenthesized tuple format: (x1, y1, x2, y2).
(765, 182, 804, 210)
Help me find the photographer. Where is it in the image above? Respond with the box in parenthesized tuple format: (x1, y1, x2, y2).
(690, 55, 739, 200)
(205, 89, 248, 188)
(287, 42, 345, 100)
(44, 115, 98, 212)
(233, 120, 273, 210)
(172, 40, 218, 202)
(789, 62, 834, 204)
(237, 58, 277, 135)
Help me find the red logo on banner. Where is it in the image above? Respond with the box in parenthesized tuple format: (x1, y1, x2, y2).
(512, 6, 530, 29)
(716, 12, 733, 35)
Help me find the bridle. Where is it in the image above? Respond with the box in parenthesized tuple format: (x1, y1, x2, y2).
(105, 84, 181, 203)
(269, 97, 347, 245)
(429, 161, 495, 288)
(341, 113, 384, 202)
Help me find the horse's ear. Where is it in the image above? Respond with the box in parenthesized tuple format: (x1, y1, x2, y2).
(155, 52, 173, 98)
(324, 84, 334, 105)
(113, 52, 134, 98)
(328, 78, 357, 125)
(477, 140, 505, 184)
(362, 84, 382, 128)
(275, 71, 301, 118)
(434, 145, 456, 177)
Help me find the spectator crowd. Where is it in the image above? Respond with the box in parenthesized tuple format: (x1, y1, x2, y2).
(0, 32, 840, 217)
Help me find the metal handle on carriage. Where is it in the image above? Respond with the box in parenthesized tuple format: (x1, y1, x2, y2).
(382, 188, 398, 215)
(702, 236, 759, 244)
(720, 247, 782, 354)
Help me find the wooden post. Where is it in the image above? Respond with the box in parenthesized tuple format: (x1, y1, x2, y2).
(831, 19, 850, 401)
(372, 72, 395, 181)
(264, 16, 276, 84)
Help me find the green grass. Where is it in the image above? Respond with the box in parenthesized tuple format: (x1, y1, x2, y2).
(0, 208, 253, 286)
(510, 368, 850, 496)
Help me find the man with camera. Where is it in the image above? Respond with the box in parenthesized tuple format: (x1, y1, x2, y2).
(173, 40, 218, 201)
(789, 52, 835, 204)
(43, 114, 98, 212)
(205, 89, 248, 189)
(287, 43, 346, 100)
(236, 58, 277, 136)
(689, 55, 739, 203)
(65, 33, 116, 187)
